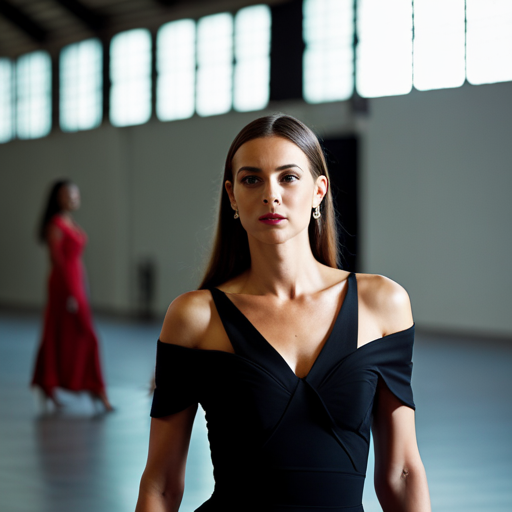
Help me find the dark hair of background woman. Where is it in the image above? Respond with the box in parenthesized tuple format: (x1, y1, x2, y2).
(38, 179, 71, 243)
(199, 114, 339, 290)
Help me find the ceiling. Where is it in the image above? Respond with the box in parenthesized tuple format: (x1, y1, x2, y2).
(0, 0, 282, 59)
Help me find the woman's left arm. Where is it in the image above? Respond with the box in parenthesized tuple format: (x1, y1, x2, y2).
(364, 275, 431, 512)
(372, 374, 431, 512)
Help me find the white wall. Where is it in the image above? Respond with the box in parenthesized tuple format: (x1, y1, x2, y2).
(361, 82, 512, 337)
(0, 127, 130, 311)
(0, 83, 511, 336)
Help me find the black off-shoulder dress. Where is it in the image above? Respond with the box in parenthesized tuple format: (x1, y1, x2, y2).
(151, 273, 415, 512)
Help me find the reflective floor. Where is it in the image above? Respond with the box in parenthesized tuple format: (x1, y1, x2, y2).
(0, 310, 511, 512)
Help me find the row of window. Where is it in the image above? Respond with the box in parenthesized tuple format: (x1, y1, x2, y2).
(305, 0, 512, 101)
(0, 4, 270, 142)
(1, 0, 511, 143)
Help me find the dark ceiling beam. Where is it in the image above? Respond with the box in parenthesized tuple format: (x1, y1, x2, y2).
(0, 0, 48, 43)
(152, 0, 180, 7)
(53, 0, 106, 33)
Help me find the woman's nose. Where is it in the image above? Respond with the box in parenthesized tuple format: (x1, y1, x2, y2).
(263, 195, 280, 205)
(263, 182, 281, 205)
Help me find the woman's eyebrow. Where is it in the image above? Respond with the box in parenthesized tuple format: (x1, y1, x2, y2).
(237, 164, 303, 174)
(237, 166, 261, 174)
(276, 164, 303, 172)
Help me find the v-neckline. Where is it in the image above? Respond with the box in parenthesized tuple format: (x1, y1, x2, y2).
(214, 274, 353, 381)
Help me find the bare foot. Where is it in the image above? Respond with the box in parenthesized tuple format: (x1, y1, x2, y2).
(90, 391, 115, 413)
(40, 390, 63, 413)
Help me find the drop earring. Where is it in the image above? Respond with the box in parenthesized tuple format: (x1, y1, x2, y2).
(234, 209, 239, 219)
(312, 205, 321, 219)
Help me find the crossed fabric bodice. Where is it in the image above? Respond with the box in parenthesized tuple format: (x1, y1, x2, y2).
(151, 273, 415, 512)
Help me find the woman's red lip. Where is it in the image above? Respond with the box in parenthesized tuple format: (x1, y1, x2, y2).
(259, 214, 286, 220)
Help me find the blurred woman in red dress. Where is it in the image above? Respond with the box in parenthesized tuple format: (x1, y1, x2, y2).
(31, 179, 113, 412)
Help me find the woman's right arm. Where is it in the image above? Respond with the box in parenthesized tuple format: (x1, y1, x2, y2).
(47, 223, 79, 312)
(47, 224, 67, 275)
(135, 291, 213, 512)
(135, 406, 197, 512)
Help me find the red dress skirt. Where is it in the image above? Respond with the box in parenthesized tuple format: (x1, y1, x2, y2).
(32, 215, 106, 396)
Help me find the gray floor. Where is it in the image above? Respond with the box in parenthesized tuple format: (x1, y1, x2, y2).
(0, 310, 511, 512)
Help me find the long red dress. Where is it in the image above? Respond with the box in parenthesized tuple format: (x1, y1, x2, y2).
(32, 214, 106, 396)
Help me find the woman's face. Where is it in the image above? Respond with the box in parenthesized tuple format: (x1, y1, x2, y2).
(225, 136, 327, 246)
(58, 184, 80, 212)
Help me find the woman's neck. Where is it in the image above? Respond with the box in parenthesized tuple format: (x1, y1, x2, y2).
(240, 233, 326, 299)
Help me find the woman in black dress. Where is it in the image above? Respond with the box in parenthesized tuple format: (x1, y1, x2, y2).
(135, 114, 431, 512)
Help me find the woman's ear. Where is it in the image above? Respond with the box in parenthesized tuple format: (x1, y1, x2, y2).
(225, 180, 237, 210)
(313, 175, 328, 207)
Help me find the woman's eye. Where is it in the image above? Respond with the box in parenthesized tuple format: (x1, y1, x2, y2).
(282, 174, 298, 183)
(241, 175, 259, 185)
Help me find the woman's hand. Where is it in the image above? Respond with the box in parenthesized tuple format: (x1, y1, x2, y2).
(66, 296, 78, 313)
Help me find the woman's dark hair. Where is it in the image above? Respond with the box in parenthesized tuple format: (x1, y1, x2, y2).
(38, 179, 71, 243)
(199, 113, 339, 290)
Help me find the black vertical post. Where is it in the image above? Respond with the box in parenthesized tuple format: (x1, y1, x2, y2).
(138, 258, 157, 320)
(10, 59, 16, 139)
(322, 137, 359, 272)
(102, 36, 110, 125)
(269, 0, 304, 102)
(151, 29, 157, 120)
(51, 50, 59, 132)
(350, 0, 368, 115)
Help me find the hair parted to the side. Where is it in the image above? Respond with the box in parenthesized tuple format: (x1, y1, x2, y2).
(38, 179, 72, 243)
(198, 113, 339, 290)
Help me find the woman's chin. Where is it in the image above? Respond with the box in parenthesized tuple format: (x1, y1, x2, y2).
(249, 230, 304, 247)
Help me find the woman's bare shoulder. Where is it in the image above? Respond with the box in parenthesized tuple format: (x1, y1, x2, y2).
(159, 290, 214, 349)
(355, 273, 413, 336)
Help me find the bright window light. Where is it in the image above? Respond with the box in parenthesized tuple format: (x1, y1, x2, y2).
(466, 0, 512, 85)
(16, 51, 52, 139)
(356, 0, 413, 98)
(413, 0, 465, 91)
(303, 0, 354, 103)
(0, 59, 14, 143)
(233, 4, 271, 112)
(110, 29, 152, 127)
(196, 13, 233, 117)
(60, 39, 103, 132)
(157, 19, 196, 121)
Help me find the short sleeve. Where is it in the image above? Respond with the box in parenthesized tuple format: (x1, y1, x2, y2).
(150, 341, 201, 417)
(373, 327, 415, 410)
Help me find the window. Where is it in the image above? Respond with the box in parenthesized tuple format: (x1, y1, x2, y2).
(16, 51, 52, 139)
(156, 7, 271, 120)
(233, 4, 271, 112)
(413, 0, 465, 91)
(196, 13, 233, 117)
(466, 0, 512, 85)
(110, 29, 152, 127)
(356, 0, 413, 98)
(303, 0, 354, 103)
(0, 59, 14, 143)
(157, 19, 196, 121)
(60, 39, 103, 132)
